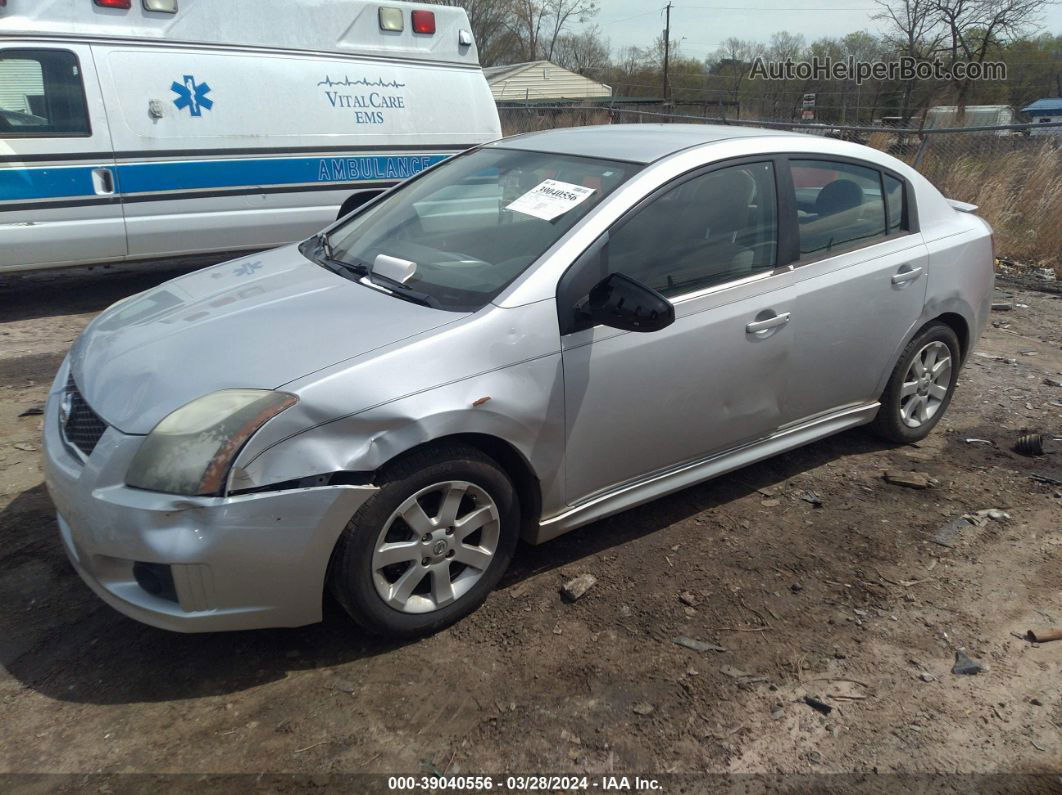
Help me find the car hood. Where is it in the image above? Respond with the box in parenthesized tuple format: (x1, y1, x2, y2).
(70, 246, 463, 434)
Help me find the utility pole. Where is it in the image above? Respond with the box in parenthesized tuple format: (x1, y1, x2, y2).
(662, 1, 672, 106)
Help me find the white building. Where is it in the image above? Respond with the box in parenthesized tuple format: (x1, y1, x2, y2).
(484, 61, 611, 103)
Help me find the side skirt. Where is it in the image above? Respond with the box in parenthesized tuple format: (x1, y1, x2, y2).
(529, 402, 880, 544)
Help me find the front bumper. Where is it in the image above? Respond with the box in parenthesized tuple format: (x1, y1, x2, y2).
(42, 362, 377, 632)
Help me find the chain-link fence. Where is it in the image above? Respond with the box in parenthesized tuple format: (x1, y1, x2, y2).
(498, 104, 1062, 278)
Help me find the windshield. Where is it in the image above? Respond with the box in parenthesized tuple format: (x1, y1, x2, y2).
(318, 147, 640, 311)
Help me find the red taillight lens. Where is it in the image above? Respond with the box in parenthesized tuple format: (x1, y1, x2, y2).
(94, 0, 132, 7)
(411, 10, 436, 34)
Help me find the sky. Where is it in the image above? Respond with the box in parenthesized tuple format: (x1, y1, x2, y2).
(583, 0, 1062, 62)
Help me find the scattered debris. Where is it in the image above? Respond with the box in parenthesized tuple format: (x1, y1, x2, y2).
(1030, 472, 1062, 487)
(559, 728, 580, 744)
(790, 582, 803, 593)
(770, 706, 785, 720)
(1015, 432, 1045, 456)
(990, 302, 1013, 312)
(883, 470, 933, 489)
(932, 516, 974, 548)
(720, 665, 759, 680)
(329, 679, 356, 694)
(760, 498, 781, 508)
(1026, 627, 1062, 644)
(963, 438, 993, 445)
(12, 442, 37, 452)
(18, 406, 44, 417)
(799, 490, 823, 507)
(975, 508, 1010, 522)
(561, 574, 597, 602)
(678, 591, 698, 607)
(803, 695, 833, 716)
(631, 702, 654, 716)
(920, 672, 935, 683)
(1044, 377, 1062, 388)
(672, 636, 727, 653)
(952, 649, 985, 676)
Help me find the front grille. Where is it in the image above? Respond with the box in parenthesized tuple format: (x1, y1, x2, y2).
(63, 375, 108, 458)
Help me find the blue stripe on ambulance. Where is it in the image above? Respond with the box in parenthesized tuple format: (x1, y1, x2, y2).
(0, 153, 451, 202)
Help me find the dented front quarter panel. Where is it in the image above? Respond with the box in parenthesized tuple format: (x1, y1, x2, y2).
(231, 300, 568, 516)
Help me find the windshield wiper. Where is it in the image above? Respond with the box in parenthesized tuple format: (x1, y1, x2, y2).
(364, 272, 438, 308)
(304, 234, 436, 308)
(307, 232, 369, 277)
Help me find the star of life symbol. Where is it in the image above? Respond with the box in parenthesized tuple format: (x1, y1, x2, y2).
(171, 75, 213, 117)
(233, 260, 264, 277)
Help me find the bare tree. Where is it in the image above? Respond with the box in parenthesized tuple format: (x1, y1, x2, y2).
(507, 0, 599, 61)
(929, 0, 1049, 105)
(552, 25, 611, 75)
(873, 0, 946, 122)
(708, 38, 763, 119)
(425, 0, 519, 66)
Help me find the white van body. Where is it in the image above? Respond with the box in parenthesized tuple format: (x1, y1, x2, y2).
(0, 0, 501, 272)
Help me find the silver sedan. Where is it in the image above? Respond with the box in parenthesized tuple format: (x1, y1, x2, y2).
(43, 124, 994, 636)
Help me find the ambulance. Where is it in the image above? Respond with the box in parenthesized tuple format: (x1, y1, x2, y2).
(0, 0, 501, 271)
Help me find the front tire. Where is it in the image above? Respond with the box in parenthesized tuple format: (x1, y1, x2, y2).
(872, 322, 961, 444)
(329, 444, 518, 637)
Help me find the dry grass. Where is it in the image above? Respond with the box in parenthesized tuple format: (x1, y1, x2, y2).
(883, 136, 1062, 272)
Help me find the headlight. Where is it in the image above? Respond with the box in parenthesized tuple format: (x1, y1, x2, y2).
(126, 390, 297, 496)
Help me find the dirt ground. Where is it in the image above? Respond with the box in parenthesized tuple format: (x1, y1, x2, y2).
(0, 264, 1060, 784)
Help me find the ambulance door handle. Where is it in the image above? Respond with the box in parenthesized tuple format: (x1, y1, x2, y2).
(91, 168, 115, 196)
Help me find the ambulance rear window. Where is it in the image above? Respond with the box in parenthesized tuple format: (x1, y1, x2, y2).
(0, 49, 90, 137)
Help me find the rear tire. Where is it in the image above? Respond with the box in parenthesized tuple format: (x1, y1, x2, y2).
(872, 322, 961, 444)
(329, 443, 518, 638)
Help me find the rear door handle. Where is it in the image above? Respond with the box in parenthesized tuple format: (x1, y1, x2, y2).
(746, 312, 791, 334)
(891, 266, 923, 284)
(91, 167, 115, 196)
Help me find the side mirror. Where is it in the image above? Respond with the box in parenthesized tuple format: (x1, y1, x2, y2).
(581, 272, 675, 333)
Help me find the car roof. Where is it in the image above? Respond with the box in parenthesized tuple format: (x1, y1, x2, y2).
(489, 123, 800, 164)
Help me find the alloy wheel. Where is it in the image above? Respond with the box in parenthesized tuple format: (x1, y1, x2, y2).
(899, 341, 952, 428)
(371, 481, 501, 614)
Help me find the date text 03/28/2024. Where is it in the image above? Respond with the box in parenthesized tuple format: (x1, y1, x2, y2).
(386, 775, 663, 791)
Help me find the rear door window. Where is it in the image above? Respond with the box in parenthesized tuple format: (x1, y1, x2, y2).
(0, 49, 91, 137)
(791, 159, 886, 257)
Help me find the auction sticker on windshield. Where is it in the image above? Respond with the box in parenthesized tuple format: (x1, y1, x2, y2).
(506, 179, 596, 221)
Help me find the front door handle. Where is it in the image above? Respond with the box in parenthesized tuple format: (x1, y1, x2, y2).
(91, 167, 115, 196)
(746, 312, 791, 334)
(891, 265, 923, 285)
